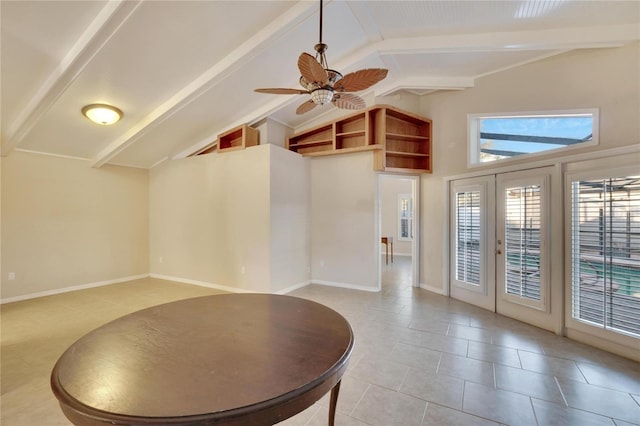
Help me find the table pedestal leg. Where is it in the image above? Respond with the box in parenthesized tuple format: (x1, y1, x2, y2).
(328, 380, 341, 426)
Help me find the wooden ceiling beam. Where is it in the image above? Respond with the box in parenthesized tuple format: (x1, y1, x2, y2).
(90, 1, 318, 168)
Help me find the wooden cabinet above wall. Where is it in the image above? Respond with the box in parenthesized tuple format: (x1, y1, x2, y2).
(286, 105, 431, 173)
(218, 124, 259, 153)
(287, 110, 381, 157)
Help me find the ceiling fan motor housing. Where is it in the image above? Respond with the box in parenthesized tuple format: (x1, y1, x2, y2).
(300, 69, 343, 105)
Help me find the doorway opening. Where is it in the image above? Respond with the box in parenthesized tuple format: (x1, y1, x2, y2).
(378, 174, 420, 291)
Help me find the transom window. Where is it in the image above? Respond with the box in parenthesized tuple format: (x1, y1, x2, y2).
(468, 109, 598, 165)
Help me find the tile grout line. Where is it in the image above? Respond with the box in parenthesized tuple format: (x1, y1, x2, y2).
(348, 383, 371, 418)
(492, 362, 497, 388)
(419, 401, 429, 426)
(435, 350, 443, 374)
(574, 361, 589, 384)
(554, 376, 569, 407)
(529, 396, 540, 426)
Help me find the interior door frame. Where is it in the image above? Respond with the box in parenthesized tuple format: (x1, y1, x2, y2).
(376, 173, 420, 289)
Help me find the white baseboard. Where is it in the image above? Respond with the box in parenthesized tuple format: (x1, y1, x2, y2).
(1, 274, 378, 303)
(0, 274, 149, 304)
(566, 328, 640, 363)
(149, 273, 312, 295)
(313, 280, 380, 292)
(274, 280, 312, 295)
(149, 273, 254, 294)
(419, 283, 445, 295)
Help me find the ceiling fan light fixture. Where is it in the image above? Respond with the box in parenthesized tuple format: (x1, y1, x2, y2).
(253, 0, 386, 115)
(82, 103, 122, 125)
(310, 88, 334, 105)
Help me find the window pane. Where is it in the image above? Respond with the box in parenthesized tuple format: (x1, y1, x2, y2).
(398, 194, 413, 241)
(505, 185, 542, 300)
(456, 191, 481, 285)
(571, 176, 640, 338)
(469, 110, 597, 165)
(400, 218, 410, 239)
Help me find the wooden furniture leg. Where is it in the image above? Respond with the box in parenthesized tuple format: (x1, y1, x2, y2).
(328, 380, 341, 426)
(381, 237, 389, 265)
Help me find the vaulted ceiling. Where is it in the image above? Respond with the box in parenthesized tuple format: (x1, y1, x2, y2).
(2, 0, 638, 169)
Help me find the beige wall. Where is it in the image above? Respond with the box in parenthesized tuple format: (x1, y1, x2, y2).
(1, 151, 149, 300)
(270, 146, 310, 292)
(149, 144, 309, 293)
(417, 42, 640, 293)
(421, 43, 640, 177)
(310, 152, 377, 290)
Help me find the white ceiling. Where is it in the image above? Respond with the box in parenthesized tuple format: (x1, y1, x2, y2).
(2, 0, 638, 169)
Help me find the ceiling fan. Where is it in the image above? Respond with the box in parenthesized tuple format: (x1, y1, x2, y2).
(254, 0, 388, 115)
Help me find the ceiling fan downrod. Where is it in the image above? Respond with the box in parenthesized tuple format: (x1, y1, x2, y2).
(314, 0, 329, 69)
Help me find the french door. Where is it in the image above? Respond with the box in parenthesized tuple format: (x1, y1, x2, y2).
(449, 176, 495, 311)
(451, 167, 559, 330)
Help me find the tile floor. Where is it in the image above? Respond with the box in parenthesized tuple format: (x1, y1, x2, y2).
(1, 257, 639, 425)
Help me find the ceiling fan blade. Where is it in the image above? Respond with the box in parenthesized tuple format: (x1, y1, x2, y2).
(298, 52, 329, 85)
(334, 68, 388, 92)
(296, 99, 317, 115)
(254, 88, 308, 95)
(332, 93, 366, 110)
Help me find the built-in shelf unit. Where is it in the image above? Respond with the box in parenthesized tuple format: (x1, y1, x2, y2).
(286, 105, 431, 173)
(217, 124, 259, 153)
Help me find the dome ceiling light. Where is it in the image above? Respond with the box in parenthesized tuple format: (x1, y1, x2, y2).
(82, 104, 123, 125)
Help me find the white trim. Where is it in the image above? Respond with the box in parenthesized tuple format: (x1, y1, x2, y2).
(420, 283, 445, 295)
(441, 178, 451, 296)
(446, 144, 640, 182)
(12, 149, 153, 170)
(0, 274, 149, 304)
(312, 280, 379, 292)
(149, 156, 169, 169)
(149, 273, 311, 295)
(566, 328, 640, 363)
(274, 281, 312, 295)
(14, 148, 90, 162)
(412, 175, 421, 289)
(149, 273, 253, 294)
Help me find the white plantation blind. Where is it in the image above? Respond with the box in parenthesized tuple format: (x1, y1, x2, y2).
(456, 191, 481, 286)
(504, 185, 542, 301)
(571, 176, 640, 338)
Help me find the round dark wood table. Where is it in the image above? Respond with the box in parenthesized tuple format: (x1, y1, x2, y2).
(50, 293, 354, 425)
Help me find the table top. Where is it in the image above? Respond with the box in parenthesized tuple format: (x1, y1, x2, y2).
(51, 293, 353, 425)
